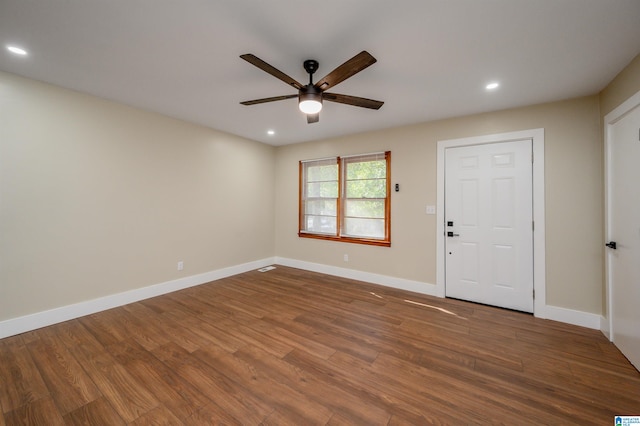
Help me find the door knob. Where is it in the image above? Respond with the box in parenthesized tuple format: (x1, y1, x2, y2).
(447, 231, 460, 237)
(605, 241, 617, 249)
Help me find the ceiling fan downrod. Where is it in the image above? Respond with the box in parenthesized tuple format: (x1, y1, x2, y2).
(303, 59, 319, 85)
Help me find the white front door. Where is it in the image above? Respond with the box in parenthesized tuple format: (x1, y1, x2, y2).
(607, 99, 640, 370)
(445, 139, 534, 312)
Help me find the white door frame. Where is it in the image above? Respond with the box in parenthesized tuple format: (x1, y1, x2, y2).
(436, 129, 546, 317)
(604, 89, 640, 340)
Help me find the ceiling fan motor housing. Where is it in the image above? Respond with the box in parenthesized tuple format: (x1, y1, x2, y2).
(303, 59, 319, 75)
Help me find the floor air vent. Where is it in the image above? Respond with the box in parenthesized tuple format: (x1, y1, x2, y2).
(257, 266, 276, 273)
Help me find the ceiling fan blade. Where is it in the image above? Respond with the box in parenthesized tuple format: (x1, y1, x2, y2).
(240, 54, 304, 90)
(323, 93, 384, 110)
(307, 113, 319, 124)
(240, 94, 297, 106)
(314, 51, 377, 91)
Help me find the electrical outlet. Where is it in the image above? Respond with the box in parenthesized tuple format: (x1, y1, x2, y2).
(344, 254, 349, 262)
(177, 261, 184, 271)
(426, 205, 436, 215)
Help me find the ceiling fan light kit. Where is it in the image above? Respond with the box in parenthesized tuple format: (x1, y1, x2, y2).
(298, 87, 323, 114)
(240, 51, 384, 124)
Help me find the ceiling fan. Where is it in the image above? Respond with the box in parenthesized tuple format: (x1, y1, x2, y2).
(239, 51, 384, 124)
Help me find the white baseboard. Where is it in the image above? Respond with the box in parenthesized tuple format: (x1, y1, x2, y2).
(0, 257, 276, 339)
(543, 305, 601, 330)
(274, 257, 438, 297)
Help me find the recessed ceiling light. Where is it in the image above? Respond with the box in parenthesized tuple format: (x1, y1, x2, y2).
(6, 45, 28, 56)
(267, 130, 275, 136)
(486, 82, 500, 90)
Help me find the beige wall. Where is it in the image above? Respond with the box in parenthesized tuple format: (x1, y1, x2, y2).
(600, 54, 640, 117)
(275, 96, 603, 314)
(0, 72, 276, 321)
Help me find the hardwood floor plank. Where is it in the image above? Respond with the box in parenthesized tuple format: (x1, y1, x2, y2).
(219, 322, 294, 359)
(152, 342, 273, 424)
(234, 344, 392, 425)
(26, 333, 102, 415)
(139, 295, 192, 316)
(0, 341, 49, 414)
(386, 413, 452, 426)
(129, 404, 184, 425)
(3, 396, 65, 426)
(167, 291, 256, 325)
(371, 315, 526, 371)
(108, 339, 239, 424)
(63, 397, 126, 425)
(0, 336, 25, 349)
(86, 361, 159, 422)
(246, 319, 336, 360)
(212, 294, 272, 319)
(398, 312, 471, 336)
(142, 311, 204, 353)
(67, 341, 159, 422)
(49, 320, 104, 355)
(336, 349, 498, 424)
(374, 351, 570, 424)
(200, 343, 333, 423)
(294, 312, 412, 359)
(110, 307, 170, 351)
(181, 403, 242, 426)
(283, 347, 458, 424)
(568, 363, 640, 412)
(331, 311, 524, 373)
(471, 357, 619, 421)
(77, 312, 130, 347)
(263, 313, 380, 363)
(165, 310, 248, 353)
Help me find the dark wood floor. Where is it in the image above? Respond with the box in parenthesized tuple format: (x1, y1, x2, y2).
(1, 266, 639, 425)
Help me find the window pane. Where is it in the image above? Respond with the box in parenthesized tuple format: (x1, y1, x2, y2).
(345, 178, 386, 198)
(344, 199, 384, 218)
(305, 215, 337, 234)
(346, 160, 386, 179)
(306, 181, 338, 198)
(343, 217, 385, 238)
(307, 164, 338, 181)
(305, 199, 337, 215)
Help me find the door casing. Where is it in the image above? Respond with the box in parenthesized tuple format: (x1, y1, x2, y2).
(436, 129, 546, 317)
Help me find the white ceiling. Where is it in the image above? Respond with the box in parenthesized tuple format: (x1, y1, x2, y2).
(1, 1, 639, 146)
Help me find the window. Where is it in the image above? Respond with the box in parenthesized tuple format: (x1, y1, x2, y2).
(299, 151, 391, 246)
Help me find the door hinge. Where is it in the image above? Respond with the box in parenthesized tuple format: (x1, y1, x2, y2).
(532, 221, 535, 231)
(531, 152, 534, 163)
(533, 289, 535, 300)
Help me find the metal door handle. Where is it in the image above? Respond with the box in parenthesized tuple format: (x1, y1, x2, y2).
(447, 231, 460, 237)
(605, 241, 617, 249)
